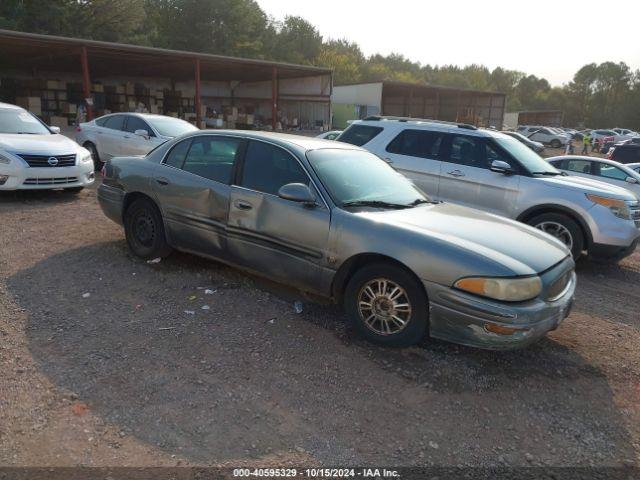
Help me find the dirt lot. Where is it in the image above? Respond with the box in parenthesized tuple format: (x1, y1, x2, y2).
(1, 182, 639, 468)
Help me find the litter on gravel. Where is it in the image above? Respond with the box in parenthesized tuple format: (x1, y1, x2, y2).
(293, 301, 303, 314)
(146, 257, 161, 264)
(81, 292, 90, 298)
(204, 289, 217, 295)
(201, 305, 210, 310)
(183, 310, 195, 315)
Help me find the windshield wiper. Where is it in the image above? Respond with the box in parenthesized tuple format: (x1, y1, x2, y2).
(408, 198, 436, 206)
(342, 200, 412, 209)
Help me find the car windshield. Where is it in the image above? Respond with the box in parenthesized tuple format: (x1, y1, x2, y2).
(307, 148, 429, 207)
(0, 109, 51, 135)
(146, 117, 198, 137)
(494, 135, 560, 175)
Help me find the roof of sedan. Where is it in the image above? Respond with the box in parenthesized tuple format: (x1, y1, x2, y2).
(0, 102, 23, 110)
(195, 130, 362, 151)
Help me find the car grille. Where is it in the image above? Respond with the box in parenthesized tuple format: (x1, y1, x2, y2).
(547, 270, 574, 301)
(17, 153, 76, 167)
(23, 177, 79, 185)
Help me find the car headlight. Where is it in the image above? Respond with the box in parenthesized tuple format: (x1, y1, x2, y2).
(454, 276, 542, 302)
(0, 151, 12, 165)
(80, 152, 93, 163)
(586, 194, 633, 220)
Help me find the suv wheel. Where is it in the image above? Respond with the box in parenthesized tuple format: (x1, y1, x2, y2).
(124, 197, 172, 260)
(344, 262, 428, 347)
(528, 213, 584, 259)
(550, 139, 561, 148)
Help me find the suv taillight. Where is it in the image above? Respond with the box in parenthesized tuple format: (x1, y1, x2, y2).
(76, 126, 82, 132)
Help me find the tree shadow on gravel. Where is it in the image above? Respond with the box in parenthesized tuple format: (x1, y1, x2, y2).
(8, 241, 636, 466)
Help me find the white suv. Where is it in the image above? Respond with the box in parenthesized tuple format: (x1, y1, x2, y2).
(337, 117, 640, 261)
(0, 102, 95, 192)
(517, 126, 569, 148)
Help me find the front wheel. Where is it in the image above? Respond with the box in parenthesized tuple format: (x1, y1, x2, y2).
(528, 213, 584, 259)
(84, 142, 102, 170)
(124, 197, 172, 260)
(344, 263, 428, 347)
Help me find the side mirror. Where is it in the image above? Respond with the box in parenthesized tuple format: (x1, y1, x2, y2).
(625, 176, 638, 184)
(490, 159, 514, 174)
(134, 129, 150, 139)
(278, 183, 317, 207)
(49, 126, 61, 134)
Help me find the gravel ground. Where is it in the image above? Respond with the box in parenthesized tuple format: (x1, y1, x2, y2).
(0, 182, 639, 468)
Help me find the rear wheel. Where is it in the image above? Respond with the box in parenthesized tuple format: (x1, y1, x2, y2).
(550, 139, 561, 148)
(124, 197, 172, 260)
(344, 262, 428, 347)
(84, 142, 101, 170)
(528, 213, 584, 259)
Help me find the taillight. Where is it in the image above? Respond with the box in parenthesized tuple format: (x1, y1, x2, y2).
(607, 148, 615, 159)
(76, 126, 82, 132)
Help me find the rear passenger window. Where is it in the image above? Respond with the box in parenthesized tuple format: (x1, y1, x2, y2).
(164, 139, 191, 168)
(125, 116, 154, 136)
(103, 115, 125, 131)
(240, 141, 309, 195)
(338, 125, 383, 146)
(182, 136, 242, 184)
(566, 159, 592, 174)
(447, 136, 484, 168)
(386, 130, 443, 159)
(95, 117, 107, 127)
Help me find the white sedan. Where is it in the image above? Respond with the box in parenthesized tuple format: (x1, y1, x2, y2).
(0, 102, 94, 192)
(547, 155, 640, 198)
(76, 113, 198, 168)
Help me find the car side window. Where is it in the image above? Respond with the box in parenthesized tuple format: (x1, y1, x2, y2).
(596, 163, 628, 180)
(103, 115, 126, 131)
(338, 125, 383, 146)
(485, 142, 512, 168)
(240, 141, 309, 196)
(566, 159, 592, 174)
(125, 116, 155, 137)
(386, 129, 444, 159)
(182, 136, 242, 184)
(95, 117, 107, 127)
(163, 139, 192, 168)
(446, 135, 484, 168)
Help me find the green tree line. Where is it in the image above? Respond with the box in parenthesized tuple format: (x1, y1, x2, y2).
(2, 0, 639, 129)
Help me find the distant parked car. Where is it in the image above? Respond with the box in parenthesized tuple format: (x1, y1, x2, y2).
(612, 128, 638, 138)
(501, 131, 544, 153)
(99, 130, 576, 350)
(76, 113, 198, 168)
(617, 137, 640, 146)
(607, 144, 640, 164)
(626, 163, 640, 174)
(518, 126, 568, 148)
(340, 117, 640, 261)
(316, 130, 343, 140)
(547, 156, 640, 199)
(590, 129, 626, 143)
(0, 102, 94, 192)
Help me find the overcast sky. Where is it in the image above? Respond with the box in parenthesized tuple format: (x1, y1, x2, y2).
(257, 0, 640, 86)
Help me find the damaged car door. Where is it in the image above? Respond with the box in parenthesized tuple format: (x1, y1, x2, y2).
(152, 134, 243, 257)
(227, 140, 331, 293)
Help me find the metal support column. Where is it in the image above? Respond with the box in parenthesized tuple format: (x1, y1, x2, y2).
(80, 46, 92, 121)
(195, 58, 201, 127)
(271, 67, 278, 130)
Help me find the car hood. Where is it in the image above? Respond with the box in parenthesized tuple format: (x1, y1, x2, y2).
(0, 133, 80, 155)
(357, 203, 569, 275)
(537, 174, 637, 200)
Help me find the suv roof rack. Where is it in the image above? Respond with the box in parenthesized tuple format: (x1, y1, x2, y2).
(362, 115, 478, 130)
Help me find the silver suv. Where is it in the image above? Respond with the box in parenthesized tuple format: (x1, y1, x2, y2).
(338, 117, 640, 261)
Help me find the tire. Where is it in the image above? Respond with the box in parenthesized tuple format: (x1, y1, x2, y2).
(527, 213, 584, 259)
(124, 197, 172, 260)
(84, 142, 102, 170)
(344, 262, 428, 347)
(550, 139, 561, 148)
(64, 187, 84, 194)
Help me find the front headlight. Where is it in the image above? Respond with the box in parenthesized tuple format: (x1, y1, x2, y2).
(586, 194, 633, 220)
(454, 276, 542, 302)
(0, 151, 12, 165)
(80, 152, 93, 164)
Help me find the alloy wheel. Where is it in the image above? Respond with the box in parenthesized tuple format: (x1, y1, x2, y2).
(357, 278, 412, 336)
(535, 221, 573, 251)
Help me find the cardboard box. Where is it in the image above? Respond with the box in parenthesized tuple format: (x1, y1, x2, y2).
(46, 80, 60, 90)
(116, 85, 125, 94)
(125, 82, 134, 95)
(92, 83, 104, 93)
(62, 104, 77, 114)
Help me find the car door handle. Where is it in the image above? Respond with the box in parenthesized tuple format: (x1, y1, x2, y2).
(446, 169, 465, 177)
(234, 200, 253, 210)
(123, 135, 131, 139)
(384, 157, 394, 164)
(155, 177, 169, 186)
